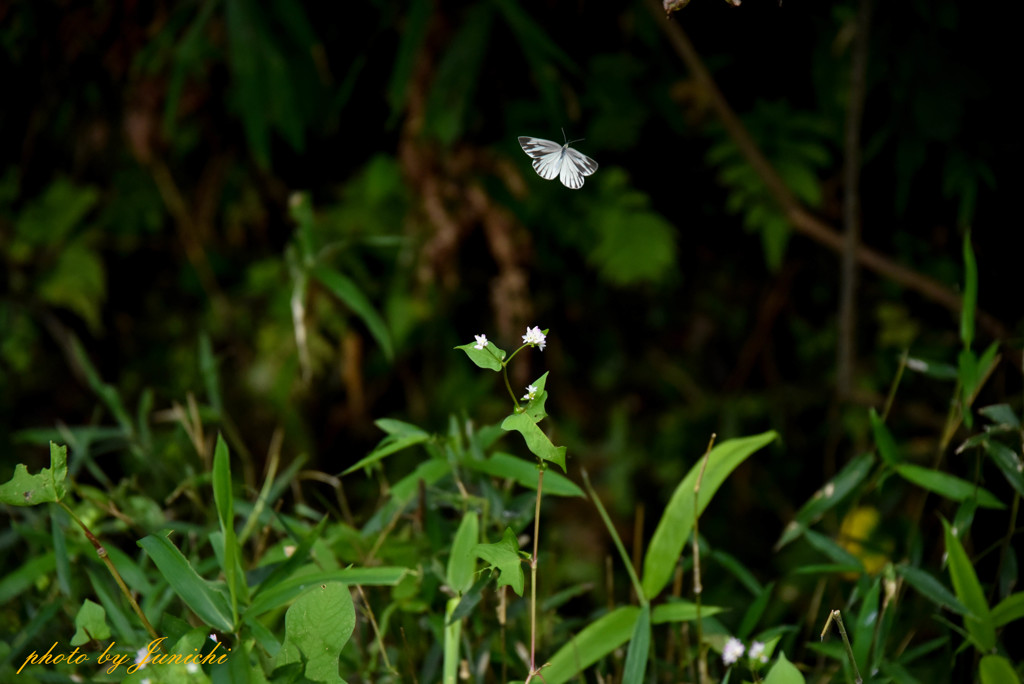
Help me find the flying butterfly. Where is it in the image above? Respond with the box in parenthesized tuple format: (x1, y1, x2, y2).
(518, 133, 598, 189)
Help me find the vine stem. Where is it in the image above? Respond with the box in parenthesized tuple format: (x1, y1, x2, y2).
(525, 467, 548, 684)
(59, 500, 160, 641)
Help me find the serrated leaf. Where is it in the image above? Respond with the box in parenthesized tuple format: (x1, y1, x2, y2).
(0, 442, 68, 506)
(473, 528, 525, 596)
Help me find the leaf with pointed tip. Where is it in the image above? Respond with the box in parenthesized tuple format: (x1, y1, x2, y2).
(473, 528, 525, 596)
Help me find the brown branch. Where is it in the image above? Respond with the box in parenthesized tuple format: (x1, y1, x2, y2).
(648, 0, 1010, 345)
(838, 0, 872, 397)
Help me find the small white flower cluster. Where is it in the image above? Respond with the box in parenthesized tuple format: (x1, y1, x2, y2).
(522, 384, 538, 401)
(473, 334, 489, 350)
(722, 637, 768, 666)
(522, 326, 547, 351)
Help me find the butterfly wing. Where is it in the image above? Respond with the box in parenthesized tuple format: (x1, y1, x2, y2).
(518, 137, 565, 181)
(559, 147, 599, 189)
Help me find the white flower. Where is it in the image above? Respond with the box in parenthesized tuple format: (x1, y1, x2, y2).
(135, 646, 149, 669)
(209, 633, 218, 642)
(749, 640, 767, 664)
(186, 662, 200, 674)
(522, 326, 547, 351)
(522, 384, 538, 401)
(722, 637, 745, 666)
(473, 334, 489, 350)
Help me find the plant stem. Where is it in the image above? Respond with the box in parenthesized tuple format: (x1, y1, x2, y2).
(60, 500, 160, 640)
(692, 434, 715, 684)
(525, 466, 546, 683)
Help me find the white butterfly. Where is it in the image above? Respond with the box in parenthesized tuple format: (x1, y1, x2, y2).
(518, 135, 598, 189)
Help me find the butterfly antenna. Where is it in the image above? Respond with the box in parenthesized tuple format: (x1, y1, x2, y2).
(561, 128, 585, 146)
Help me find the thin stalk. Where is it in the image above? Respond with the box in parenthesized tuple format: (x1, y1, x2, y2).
(692, 434, 716, 684)
(525, 467, 548, 683)
(60, 501, 160, 641)
(821, 609, 863, 684)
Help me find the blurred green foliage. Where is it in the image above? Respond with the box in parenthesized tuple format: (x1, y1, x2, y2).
(1, 0, 1022, 681)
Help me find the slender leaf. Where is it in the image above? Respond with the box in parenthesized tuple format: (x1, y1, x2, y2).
(313, 265, 393, 360)
(447, 512, 478, 594)
(895, 464, 1004, 509)
(942, 518, 995, 651)
(642, 431, 778, 599)
(137, 534, 234, 632)
(543, 606, 641, 684)
(621, 604, 651, 684)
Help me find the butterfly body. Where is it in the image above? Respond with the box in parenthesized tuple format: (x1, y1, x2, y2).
(518, 136, 598, 189)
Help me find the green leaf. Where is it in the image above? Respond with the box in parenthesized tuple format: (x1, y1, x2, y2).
(275, 582, 354, 683)
(386, 0, 431, 123)
(738, 582, 774, 638)
(895, 464, 1004, 509)
(777, 452, 874, 550)
(246, 567, 407, 618)
(313, 265, 393, 360)
(869, 409, 902, 466)
(443, 597, 461, 684)
(37, 241, 106, 332)
(621, 604, 651, 684)
(342, 432, 430, 475)
(978, 403, 1020, 429)
(500, 412, 567, 471)
(213, 434, 242, 622)
(802, 528, 864, 569)
(960, 231, 977, 349)
(463, 452, 583, 497)
(942, 518, 995, 651)
(979, 655, 1020, 684)
(374, 418, 430, 438)
(71, 599, 110, 646)
(455, 339, 506, 371)
(651, 599, 725, 623)
(473, 528, 525, 596)
(137, 534, 234, 632)
(641, 431, 778, 599)
(984, 439, 1024, 500)
(0, 442, 68, 506)
(447, 512, 478, 594)
(852, 578, 881, 675)
(14, 178, 98, 245)
(905, 356, 958, 380)
(590, 204, 677, 285)
(991, 591, 1024, 628)
(764, 650, 807, 684)
(423, 3, 492, 144)
(543, 606, 640, 684)
(896, 565, 967, 615)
